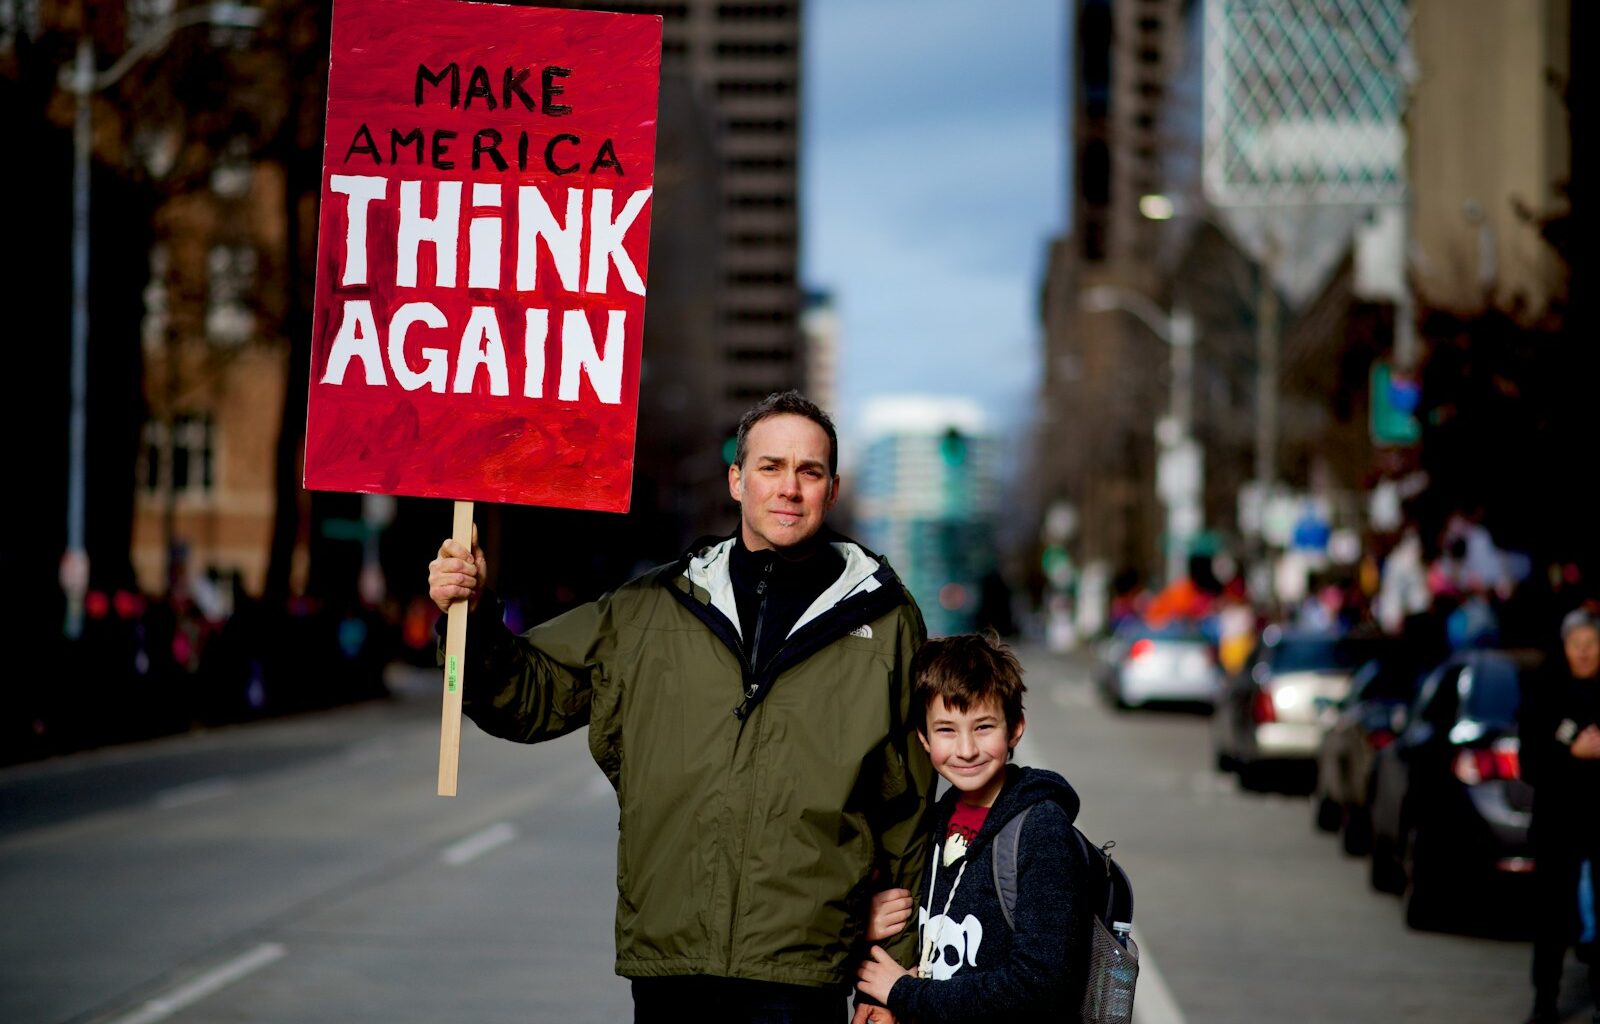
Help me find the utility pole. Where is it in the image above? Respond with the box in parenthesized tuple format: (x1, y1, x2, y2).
(1081, 286, 1203, 587)
(57, 2, 263, 638)
(1254, 232, 1279, 495)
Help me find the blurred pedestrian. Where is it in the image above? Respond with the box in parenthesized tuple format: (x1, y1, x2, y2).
(427, 390, 932, 1022)
(1521, 607, 1600, 1024)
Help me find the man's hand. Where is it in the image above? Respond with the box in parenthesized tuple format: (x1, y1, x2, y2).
(428, 525, 486, 615)
(850, 1002, 896, 1024)
(856, 945, 914, 1006)
(867, 888, 915, 942)
(1572, 724, 1600, 760)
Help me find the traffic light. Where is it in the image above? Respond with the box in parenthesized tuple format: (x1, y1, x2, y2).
(939, 427, 967, 467)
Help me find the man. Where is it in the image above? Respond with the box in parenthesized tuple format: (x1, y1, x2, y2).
(428, 390, 931, 1022)
(1522, 607, 1600, 1024)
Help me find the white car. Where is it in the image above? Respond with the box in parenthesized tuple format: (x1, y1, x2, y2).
(1099, 622, 1222, 709)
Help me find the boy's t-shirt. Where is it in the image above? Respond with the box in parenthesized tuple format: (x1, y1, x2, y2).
(943, 802, 990, 866)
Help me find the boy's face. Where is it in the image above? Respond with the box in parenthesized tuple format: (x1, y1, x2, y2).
(918, 695, 1025, 808)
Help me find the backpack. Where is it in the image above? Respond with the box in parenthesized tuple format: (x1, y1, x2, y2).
(990, 808, 1138, 1024)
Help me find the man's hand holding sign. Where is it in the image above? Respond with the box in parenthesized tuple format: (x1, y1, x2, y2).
(304, 0, 661, 795)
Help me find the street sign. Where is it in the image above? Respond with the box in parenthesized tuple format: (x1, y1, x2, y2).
(1370, 362, 1421, 445)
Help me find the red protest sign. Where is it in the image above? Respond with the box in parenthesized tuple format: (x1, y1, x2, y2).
(304, 0, 661, 513)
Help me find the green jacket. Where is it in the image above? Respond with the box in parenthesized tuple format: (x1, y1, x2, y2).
(459, 532, 932, 987)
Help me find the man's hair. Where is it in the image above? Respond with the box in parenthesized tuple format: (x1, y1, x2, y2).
(733, 390, 839, 476)
(912, 631, 1027, 735)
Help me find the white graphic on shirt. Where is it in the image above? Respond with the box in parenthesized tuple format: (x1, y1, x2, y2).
(918, 907, 983, 980)
(942, 830, 972, 867)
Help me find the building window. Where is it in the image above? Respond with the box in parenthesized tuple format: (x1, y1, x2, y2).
(727, 269, 795, 287)
(724, 117, 796, 135)
(716, 3, 794, 19)
(599, 1, 687, 17)
(141, 414, 216, 498)
(142, 244, 170, 354)
(715, 78, 795, 97)
(726, 193, 794, 210)
(723, 308, 797, 326)
(211, 137, 254, 198)
(207, 245, 257, 346)
(727, 346, 794, 363)
(725, 154, 795, 173)
(728, 230, 796, 249)
(714, 40, 795, 59)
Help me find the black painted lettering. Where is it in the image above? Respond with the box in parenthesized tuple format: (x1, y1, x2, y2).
(432, 129, 457, 170)
(415, 62, 460, 107)
(542, 66, 573, 115)
(544, 133, 581, 175)
(344, 123, 382, 164)
(464, 65, 497, 110)
(503, 67, 536, 111)
(472, 129, 508, 171)
(589, 138, 624, 176)
(518, 131, 530, 172)
(390, 128, 424, 164)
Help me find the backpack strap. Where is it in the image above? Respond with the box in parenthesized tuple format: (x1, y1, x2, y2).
(990, 805, 1031, 931)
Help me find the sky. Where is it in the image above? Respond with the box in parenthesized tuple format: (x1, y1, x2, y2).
(801, 0, 1067, 468)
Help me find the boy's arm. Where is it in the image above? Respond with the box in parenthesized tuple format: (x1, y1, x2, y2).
(876, 606, 935, 967)
(449, 591, 613, 744)
(885, 804, 1087, 1023)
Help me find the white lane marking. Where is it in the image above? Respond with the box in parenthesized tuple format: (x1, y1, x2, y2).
(108, 942, 286, 1024)
(153, 778, 238, 810)
(1131, 925, 1185, 1024)
(441, 821, 518, 866)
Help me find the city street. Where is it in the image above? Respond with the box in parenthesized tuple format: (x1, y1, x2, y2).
(1, 647, 1581, 1024)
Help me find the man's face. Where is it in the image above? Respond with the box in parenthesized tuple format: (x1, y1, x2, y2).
(728, 413, 839, 552)
(917, 695, 1024, 809)
(1564, 625, 1600, 679)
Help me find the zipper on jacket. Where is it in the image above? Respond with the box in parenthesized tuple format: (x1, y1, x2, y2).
(734, 561, 774, 719)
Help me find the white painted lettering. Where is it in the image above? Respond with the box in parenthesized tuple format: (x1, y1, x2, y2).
(516, 186, 583, 293)
(454, 306, 510, 396)
(388, 302, 449, 392)
(398, 180, 462, 288)
(323, 300, 387, 386)
(558, 308, 626, 405)
(328, 175, 387, 287)
(584, 188, 652, 296)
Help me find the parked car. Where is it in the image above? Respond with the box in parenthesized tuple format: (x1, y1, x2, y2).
(1367, 648, 1541, 931)
(1213, 625, 1390, 789)
(1096, 620, 1221, 710)
(1313, 650, 1429, 853)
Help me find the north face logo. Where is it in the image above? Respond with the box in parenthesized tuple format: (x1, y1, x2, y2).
(849, 624, 873, 639)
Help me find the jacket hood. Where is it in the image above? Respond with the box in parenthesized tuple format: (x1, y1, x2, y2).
(675, 527, 902, 641)
(936, 765, 1080, 853)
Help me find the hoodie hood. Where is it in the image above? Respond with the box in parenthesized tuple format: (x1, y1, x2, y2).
(935, 765, 1080, 855)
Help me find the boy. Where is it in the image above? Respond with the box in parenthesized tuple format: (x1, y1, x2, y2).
(855, 633, 1091, 1023)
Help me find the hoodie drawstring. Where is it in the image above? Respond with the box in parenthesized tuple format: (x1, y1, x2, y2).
(916, 845, 970, 978)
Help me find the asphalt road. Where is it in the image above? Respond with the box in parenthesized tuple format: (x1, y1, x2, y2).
(0, 646, 1588, 1024)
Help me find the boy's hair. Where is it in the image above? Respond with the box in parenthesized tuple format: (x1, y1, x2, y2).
(912, 631, 1027, 735)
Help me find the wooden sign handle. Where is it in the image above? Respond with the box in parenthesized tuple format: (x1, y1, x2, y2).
(438, 500, 473, 796)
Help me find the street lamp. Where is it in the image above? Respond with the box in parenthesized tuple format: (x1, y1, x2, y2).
(59, 2, 263, 638)
(1080, 285, 1200, 587)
